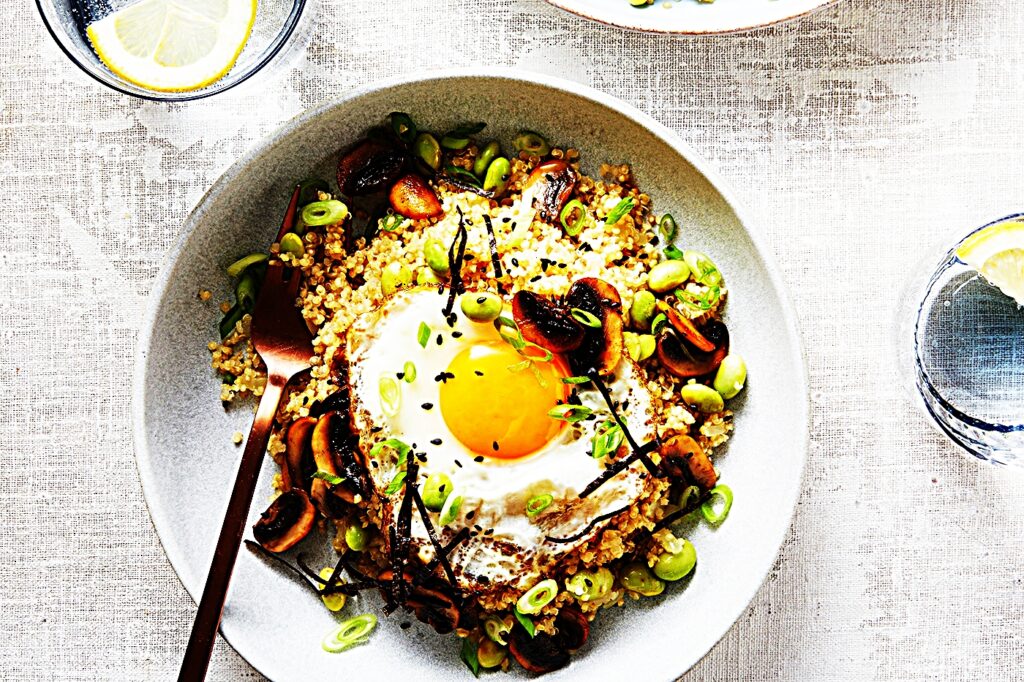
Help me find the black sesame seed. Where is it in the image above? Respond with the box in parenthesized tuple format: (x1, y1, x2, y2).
(400, 622, 412, 630)
(430, 438, 442, 445)
(479, 575, 491, 584)
(473, 525, 482, 531)
(492, 441, 499, 451)
(436, 334, 443, 346)
(452, 331, 463, 338)
(396, 372, 405, 380)
(511, 258, 520, 267)
(421, 403, 434, 410)
(473, 455, 484, 462)
(502, 216, 511, 223)
(464, 254, 475, 261)
(579, 243, 593, 252)
(529, 275, 542, 283)
(558, 262, 567, 268)
(371, 460, 379, 468)
(484, 529, 494, 536)
(466, 510, 476, 520)
(370, 426, 383, 433)
(474, 370, 484, 376)
(455, 460, 463, 468)
(476, 296, 487, 304)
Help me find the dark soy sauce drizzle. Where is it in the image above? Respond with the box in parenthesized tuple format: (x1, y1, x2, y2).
(483, 215, 503, 280)
(545, 505, 632, 544)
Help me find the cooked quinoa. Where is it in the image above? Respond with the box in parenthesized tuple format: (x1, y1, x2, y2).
(211, 128, 740, 674)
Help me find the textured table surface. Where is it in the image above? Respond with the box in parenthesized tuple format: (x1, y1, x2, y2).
(2, 0, 1023, 679)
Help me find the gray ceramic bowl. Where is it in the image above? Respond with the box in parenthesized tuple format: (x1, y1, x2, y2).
(133, 69, 808, 681)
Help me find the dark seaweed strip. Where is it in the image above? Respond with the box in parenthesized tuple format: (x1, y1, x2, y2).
(423, 527, 470, 575)
(587, 370, 659, 474)
(579, 440, 660, 499)
(650, 490, 711, 533)
(293, 552, 378, 597)
(544, 505, 632, 544)
(483, 215, 503, 279)
(410, 487, 462, 601)
(389, 455, 419, 609)
(244, 540, 322, 594)
(443, 208, 470, 317)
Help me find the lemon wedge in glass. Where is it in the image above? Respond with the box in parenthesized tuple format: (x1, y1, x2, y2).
(87, 0, 257, 92)
(955, 221, 1024, 306)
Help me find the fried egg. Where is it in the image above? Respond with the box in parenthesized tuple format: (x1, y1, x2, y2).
(344, 287, 661, 591)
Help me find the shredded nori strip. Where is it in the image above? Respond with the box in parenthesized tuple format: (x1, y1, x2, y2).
(409, 486, 461, 599)
(578, 440, 660, 499)
(587, 370, 659, 474)
(423, 527, 470, 575)
(388, 455, 420, 610)
(544, 505, 632, 544)
(296, 552, 378, 596)
(483, 215, 503, 279)
(443, 208, 470, 317)
(245, 540, 321, 593)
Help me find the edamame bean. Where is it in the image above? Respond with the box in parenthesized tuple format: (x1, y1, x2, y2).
(637, 334, 656, 361)
(381, 261, 412, 296)
(483, 157, 511, 196)
(414, 133, 442, 171)
(460, 292, 503, 322)
(565, 567, 614, 602)
(648, 260, 691, 293)
(318, 567, 346, 611)
(683, 250, 723, 287)
(679, 383, 725, 413)
(623, 332, 642, 361)
(629, 290, 657, 329)
(423, 238, 450, 276)
(416, 268, 440, 285)
(474, 141, 501, 178)
(619, 562, 665, 597)
(439, 491, 463, 526)
(345, 523, 369, 552)
(713, 353, 747, 399)
(477, 639, 507, 669)
(422, 472, 453, 511)
(653, 538, 697, 582)
(279, 232, 304, 258)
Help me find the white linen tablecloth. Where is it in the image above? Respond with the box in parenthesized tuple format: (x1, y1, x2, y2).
(2, 0, 1022, 679)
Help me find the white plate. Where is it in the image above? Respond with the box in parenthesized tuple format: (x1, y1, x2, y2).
(547, 0, 836, 34)
(133, 69, 808, 681)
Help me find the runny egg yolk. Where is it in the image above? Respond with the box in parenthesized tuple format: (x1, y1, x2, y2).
(439, 341, 570, 460)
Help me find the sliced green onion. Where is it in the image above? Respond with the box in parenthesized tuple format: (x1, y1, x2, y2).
(561, 376, 591, 385)
(297, 177, 329, 207)
(513, 130, 550, 157)
(605, 196, 635, 226)
(402, 361, 417, 383)
(659, 214, 678, 242)
(516, 579, 558, 615)
(448, 121, 487, 137)
(519, 342, 553, 363)
(591, 421, 624, 459)
(547, 404, 594, 423)
(700, 484, 733, 524)
(460, 636, 480, 676)
(226, 252, 268, 278)
(444, 164, 482, 187)
(301, 199, 348, 227)
(677, 285, 721, 312)
(526, 493, 553, 517)
(570, 307, 602, 328)
(559, 199, 587, 236)
(235, 270, 260, 311)
(651, 312, 668, 335)
(513, 607, 535, 638)
(508, 359, 532, 373)
(385, 471, 407, 496)
(678, 485, 701, 510)
(484, 616, 512, 645)
(369, 437, 411, 463)
(439, 491, 464, 526)
(441, 135, 470, 150)
(379, 213, 405, 232)
(321, 614, 377, 653)
(312, 470, 344, 485)
(494, 316, 525, 350)
(663, 244, 685, 261)
(388, 112, 417, 145)
(379, 375, 401, 418)
(417, 321, 431, 348)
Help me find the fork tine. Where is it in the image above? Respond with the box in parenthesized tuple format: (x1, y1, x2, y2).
(264, 260, 285, 286)
(286, 267, 303, 296)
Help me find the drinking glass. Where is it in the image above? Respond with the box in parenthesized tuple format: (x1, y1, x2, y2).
(897, 214, 1024, 469)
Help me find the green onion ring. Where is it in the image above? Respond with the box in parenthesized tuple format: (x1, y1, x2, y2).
(569, 307, 602, 328)
(321, 614, 377, 653)
(484, 616, 512, 645)
(369, 437, 410, 462)
(301, 200, 348, 227)
(516, 578, 559, 615)
(547, 404, 594, 423)
(700, 484, 733, 524)
(226, 252, 268, 278)
(379, 375, 401, 418)
(519, 342, 553, 362)
(604, 196, 635, 226)
(417, 321, 431, 348)
(650, 312, 668, 335)
(663, 244, 685, 261)
(526, 493, 553, 517)
(559, 200, 587, 236)
(591, 420, 624, 459)
(561, 376, 591, 385)
(402, 361, 417, 383)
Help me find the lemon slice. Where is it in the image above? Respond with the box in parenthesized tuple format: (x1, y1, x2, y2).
(956, 221, 1024, 306)
(87, 0, 257, 92)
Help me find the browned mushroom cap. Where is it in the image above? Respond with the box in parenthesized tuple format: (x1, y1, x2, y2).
(283, 416, 317, 493)
(512, 290, 584, 353)
(508, 627, 571, 674)
(657, 301, 716, 353)
(523, 159, 578, 222)
(554, 606, 589, 651)
(656, 318, 729, 379)
(659, 433, 717, 490)
(565, 277, 624, 376)
(311, 411, 369, 508)
(336, 139, 407, 196)
(252, 489, 316, 553)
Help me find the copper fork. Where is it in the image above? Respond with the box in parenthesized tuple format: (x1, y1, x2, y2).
(179, 185, 313, 681)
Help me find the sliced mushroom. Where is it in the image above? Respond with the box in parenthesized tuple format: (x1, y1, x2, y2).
(659, 433, 717, 490)
(565, 277, 624, 376)
(376, 570, 463, 634)
(512, 290, 584, 353)
(523, 159, 578, 222)
(283, 416, 317, 493)
(656, 318, 729, 379)
(252, 489, 316, 553)
(311, 411, 369, 508)
(657, 301, 716, 353)
(336, 139, 406, 196)
(389, 173, 443, 219)
(508, 627, 571, 674)
(554, 606, 589, 651)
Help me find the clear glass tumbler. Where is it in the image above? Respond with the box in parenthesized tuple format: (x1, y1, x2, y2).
(36, 0, 313, 101)
(897, 214, 1024, 469)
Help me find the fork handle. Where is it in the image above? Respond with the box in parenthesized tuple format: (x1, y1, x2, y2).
(178, 375, 287, 682)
